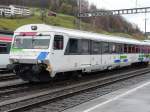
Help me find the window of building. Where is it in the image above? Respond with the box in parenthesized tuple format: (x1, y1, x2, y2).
(53, 35, 64, 50)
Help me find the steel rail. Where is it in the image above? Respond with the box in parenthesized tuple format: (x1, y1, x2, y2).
(1, 67, 150, 112)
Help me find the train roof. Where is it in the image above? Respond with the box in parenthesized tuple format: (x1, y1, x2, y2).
(14, 24, 146, 45)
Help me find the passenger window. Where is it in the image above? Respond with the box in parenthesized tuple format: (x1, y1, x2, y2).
(92, 41, 101, 54)
(81, 39, 90, 54)
(102, 42, 109, 54)
(53, 35, 64, 50)
(65, 38, 79, 54)
(124, 44, 128, 53)
(0, 43, 7, 54)
(119, 44, 124, 53)
(116, 44, 123, 54)
(109, 43, 115, 53)
(132, 45, 136, 53)
(128, 45, 132, 53)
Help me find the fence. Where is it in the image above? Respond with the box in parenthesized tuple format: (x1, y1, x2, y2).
(0, 5, 31, 17)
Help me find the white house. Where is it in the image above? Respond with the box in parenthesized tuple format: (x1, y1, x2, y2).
(0, 5, 31, 17)
(9, 5, 31, 16)
(0, 5, 11, 17)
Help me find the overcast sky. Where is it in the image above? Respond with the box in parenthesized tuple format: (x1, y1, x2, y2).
(87, 0, 150, 32)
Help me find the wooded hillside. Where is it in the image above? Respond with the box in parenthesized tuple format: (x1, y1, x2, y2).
(0, 0, 144, 39)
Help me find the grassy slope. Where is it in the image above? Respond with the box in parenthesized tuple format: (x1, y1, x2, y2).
(0, 9, 144, 39)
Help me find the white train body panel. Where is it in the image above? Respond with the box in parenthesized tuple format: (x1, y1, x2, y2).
(8, 24, 150, 81)
(0, 37, 12, 69)
(0, 54, 10, 68)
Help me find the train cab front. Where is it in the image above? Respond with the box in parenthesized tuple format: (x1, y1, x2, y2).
(8, 31, 53, 82)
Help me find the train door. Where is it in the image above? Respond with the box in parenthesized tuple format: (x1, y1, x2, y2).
(90, 41, 102, 70)
(50, 33, 66, 71)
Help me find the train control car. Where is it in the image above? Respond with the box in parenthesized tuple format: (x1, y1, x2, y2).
(0, 35, 12, 69)
(7, 24, 150, 82)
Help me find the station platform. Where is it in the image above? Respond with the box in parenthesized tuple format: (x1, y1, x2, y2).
(63, 80, 150, 112)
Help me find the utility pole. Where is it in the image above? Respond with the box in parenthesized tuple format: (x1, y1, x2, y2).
(145, 12, 147, 38)
(77, 0, 81, 30)
(136, 0, 138, 8)
(41, 0, 46, 23)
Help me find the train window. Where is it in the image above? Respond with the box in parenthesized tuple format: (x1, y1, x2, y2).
(109, 43, 116, 53)
(135, 46, 140, 53)
(53, 35, 64, 50)
(128, 45, 132, 53)
(149, 48, 150, 53)
(141, 46, 145, 53)
(115, 44, 123, 54)
(149, 47, 150, 53)
(132, 45, 136, 53)
(65, 38, 79, 54)
(102, 42, 109, 54)
(80, 39, 90, 54)
(141, 46, 143, 53)
(146, 47, 149, 53)
(124, 44, 128, 53)
(0, 43, 7, 54)
(92, 41, 101, 54)
(118, 44, 124, 53)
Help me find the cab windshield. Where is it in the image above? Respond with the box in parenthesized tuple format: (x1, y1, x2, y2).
(13, 35, 50, 49)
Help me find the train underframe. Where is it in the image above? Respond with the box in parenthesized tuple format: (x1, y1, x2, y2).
(7, 63, 52, 82)
(7, 61, 149, 82)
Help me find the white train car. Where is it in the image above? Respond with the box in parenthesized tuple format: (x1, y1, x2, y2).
(0, 36, 12, 69)
(8, 24, 150, 82)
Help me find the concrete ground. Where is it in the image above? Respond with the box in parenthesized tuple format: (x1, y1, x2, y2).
(63, 80, 150, 112)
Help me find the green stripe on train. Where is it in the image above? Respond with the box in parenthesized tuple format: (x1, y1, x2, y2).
(10, 48, 23, 52)
(120, 55, 127, 59)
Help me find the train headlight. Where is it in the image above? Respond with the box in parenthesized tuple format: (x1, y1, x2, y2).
(31, 26, 37, 30)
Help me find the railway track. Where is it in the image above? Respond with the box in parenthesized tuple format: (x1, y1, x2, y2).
(0, 66, 142, 99)
(0, 73, 18, 81)
(0, 67, 150, 112)
(0, 67, 128, 97)
(0, 79, 26, 89)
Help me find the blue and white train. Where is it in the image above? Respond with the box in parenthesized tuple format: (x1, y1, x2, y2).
(7, 24, 150, 82)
